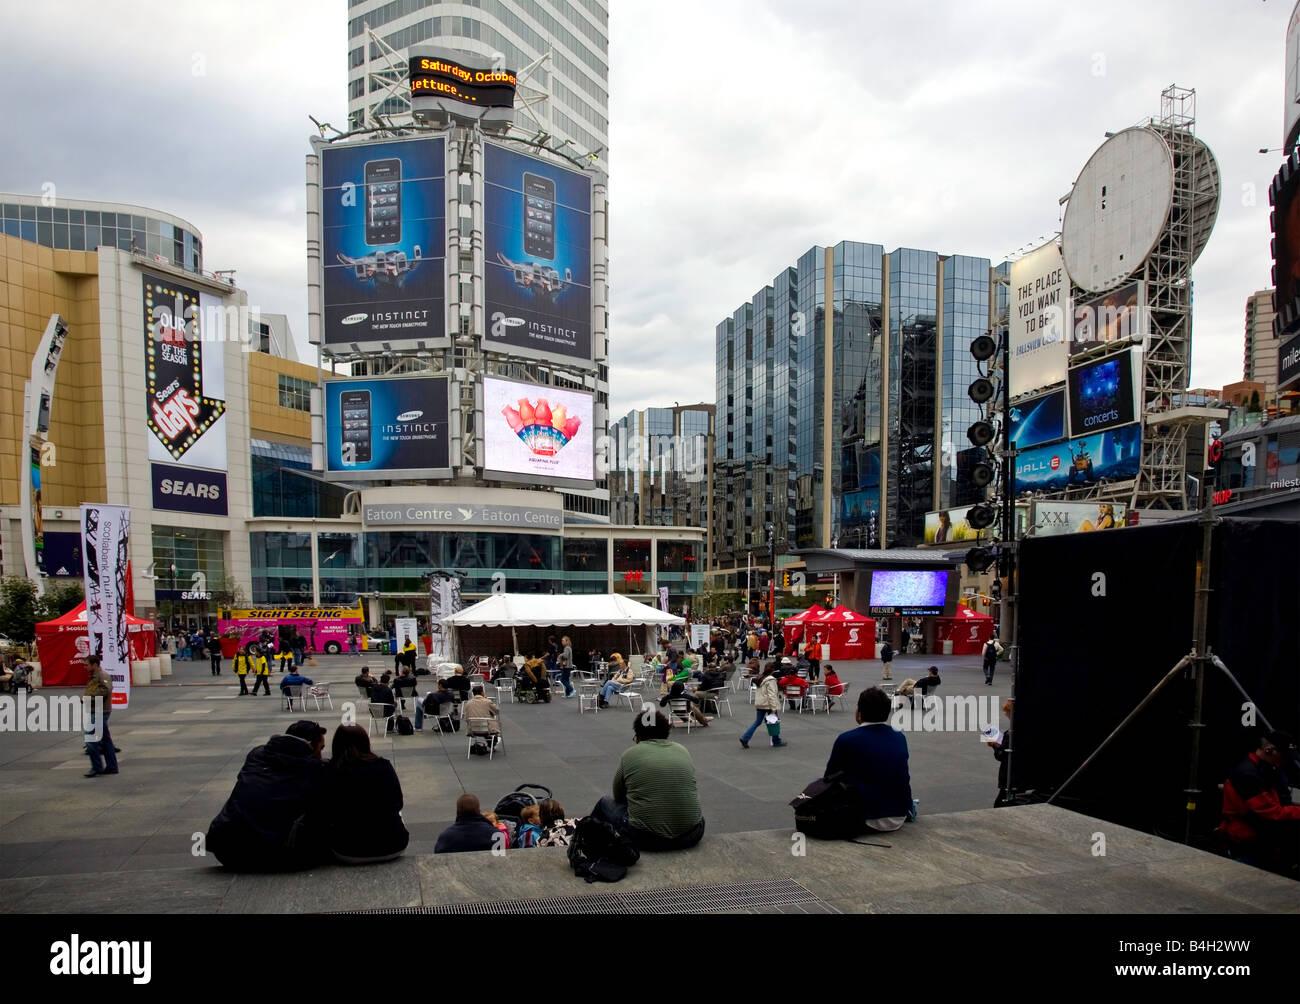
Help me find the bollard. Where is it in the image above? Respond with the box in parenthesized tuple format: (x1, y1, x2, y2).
(159, 652, 172, 678)
(131, 660, 151, 686)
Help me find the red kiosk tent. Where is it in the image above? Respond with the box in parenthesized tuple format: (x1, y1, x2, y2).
(34, 601, 157, 687)
(932, 605, 995, 655)
(804, 605, 877, 661)
(781, 605, 833, 651)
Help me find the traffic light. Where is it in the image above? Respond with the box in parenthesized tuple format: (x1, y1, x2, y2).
(781, 571, 792, 590)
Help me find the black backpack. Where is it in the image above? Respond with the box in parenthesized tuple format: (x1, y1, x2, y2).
(790, 774, 865, 840)
(395, 715, 414, 736)
(568, 816, 639, 883)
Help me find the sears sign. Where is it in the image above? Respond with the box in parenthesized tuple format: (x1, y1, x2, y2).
(151, 463, 228, 516)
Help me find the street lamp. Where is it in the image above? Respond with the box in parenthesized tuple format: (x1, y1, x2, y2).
(831, 535, 839, 605)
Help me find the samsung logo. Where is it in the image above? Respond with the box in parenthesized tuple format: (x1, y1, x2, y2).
(396, 410, 423, 422)
(341, 313, 368, 325)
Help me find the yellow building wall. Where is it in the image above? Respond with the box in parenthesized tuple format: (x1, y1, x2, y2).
(246, 351, 319, 448)
(0, 237, 105, 508)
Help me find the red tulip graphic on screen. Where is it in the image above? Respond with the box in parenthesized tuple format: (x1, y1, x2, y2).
(501, 397, 581, 457)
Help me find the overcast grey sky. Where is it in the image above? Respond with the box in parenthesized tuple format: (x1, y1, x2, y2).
(0, 1, 1289, 416)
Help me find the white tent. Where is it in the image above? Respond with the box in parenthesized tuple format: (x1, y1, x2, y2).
(442, 594, 685, 662)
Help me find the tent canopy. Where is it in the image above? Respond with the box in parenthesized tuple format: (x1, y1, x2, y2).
(818, 605, 874, 624)
(783, 604, 831, 624)
(945, 605, 993, 621)
(35, 601, 156, 687)
(443, 593, 686, 629)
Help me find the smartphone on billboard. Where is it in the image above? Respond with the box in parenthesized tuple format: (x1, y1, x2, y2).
(365, 159, 402, 246)
(523, 172, 555, 260)
(340, 390, 372, 464)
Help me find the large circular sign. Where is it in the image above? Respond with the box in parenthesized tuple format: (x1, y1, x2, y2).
(1062, 127, 1175, 293)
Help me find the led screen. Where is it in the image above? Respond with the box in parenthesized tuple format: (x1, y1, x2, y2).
(869, 570, 950, 615)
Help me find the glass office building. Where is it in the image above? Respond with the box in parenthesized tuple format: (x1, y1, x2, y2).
(714, 242, 1007, 572)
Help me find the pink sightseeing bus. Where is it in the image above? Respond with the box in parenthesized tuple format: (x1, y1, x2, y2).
(218, 603, 366, 655)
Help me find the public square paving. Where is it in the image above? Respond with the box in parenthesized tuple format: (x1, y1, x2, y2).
(1, 652, 1293, 913)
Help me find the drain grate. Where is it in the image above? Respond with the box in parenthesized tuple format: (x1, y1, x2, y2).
(339, 878, 837, 915)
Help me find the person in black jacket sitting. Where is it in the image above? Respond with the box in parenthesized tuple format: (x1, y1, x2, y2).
(369, 672, 398, 733)
(392, 666, 419, 709)
(659, 680, 711, 727)
(415, 679, 459, 732)
(434, 793, 500, 854)
(308, 725, 408, 864)
(205, 720, 327, 871)
(444, 666, 471, 703)
(824, 688, 914, 832)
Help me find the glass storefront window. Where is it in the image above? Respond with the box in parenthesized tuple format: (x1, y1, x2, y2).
(318, 532, 364, 606)
(613, 538, 650, 594)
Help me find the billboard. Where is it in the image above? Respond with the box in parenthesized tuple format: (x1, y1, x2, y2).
(80, 504, 131, 709)
(1281, 329, 1300, 392)
(30, 446, 43, 575)
(840, 488, 879, 526)
(923, 505, 994, 544)
(868, 570, 950, 617)
(1067, 350, 1137, 438)
(1008, 389, 1067, 451)
(324, 375, 451, 480)
(320, 136, 446, 348)
(1009, 241, 1070, 397)
(1071, 281, 1146, 355)
(408, 55, 517, 108)
(1287, 0, 1300, 154)
(1014, 423, 1142, 493)
(484, 376, 594, 484)
(1030, 500, 1128, 537)
(483, 143, 592, 365)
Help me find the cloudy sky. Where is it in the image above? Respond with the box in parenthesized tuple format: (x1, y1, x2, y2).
(0, 1, 1291, 417)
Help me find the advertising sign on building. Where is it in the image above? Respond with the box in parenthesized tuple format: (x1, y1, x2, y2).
(1008, 241, 1070, 398)
(408, 54, 517, 108)
(483, 143, 592, 365)
(923, 505, 994, 544)
(324, 375, 451, 480)
(1066, 350, 1138, 438)
(319, 136, 447, 348)
(1286, 0, 1300, 154)
(1014, 423, 1142, 493)
(1071, 281, 1146, 355)
(1280, 329, 1300, 391)
(80, 504, 131, 709)
(1030, 500, 1128, 537)
(484, 376, 594, 484)
(143, 273, 229, 515)
(1008, 389, 1068, 450)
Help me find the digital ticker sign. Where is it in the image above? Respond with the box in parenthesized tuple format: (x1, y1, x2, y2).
(408, 56, 517, 108)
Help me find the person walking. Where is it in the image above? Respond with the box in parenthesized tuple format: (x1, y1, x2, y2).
(739, 663, 787, 749)
(348, 631, 359, 657)
(880, 639, 895, 681)
(249, 644, 272, 696)
(233, 644, 253, 695)
(559, 634, 576, 699)
(982, 637, 1002, 686)
(83, 655, 119, 778)
(209, 633, 223, 676)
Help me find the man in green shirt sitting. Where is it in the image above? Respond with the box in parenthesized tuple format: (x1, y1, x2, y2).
(595, 707, 705, 851)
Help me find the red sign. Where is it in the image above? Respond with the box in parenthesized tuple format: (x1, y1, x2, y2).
(1049, 454, 1061, 471)
(623, 570, 643, 584)
(1212, 488, 1233, 505)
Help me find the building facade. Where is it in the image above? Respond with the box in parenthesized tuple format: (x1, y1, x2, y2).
(712, 242, 1005, 577)
(1244, 289, 1279, 392)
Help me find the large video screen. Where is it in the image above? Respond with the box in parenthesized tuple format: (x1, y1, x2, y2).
(483, 143, 592, 365)
(320, 136, 446, 348)
(324, 375, 451, 480)
(1067, 352, 1135, 437)
(869, 570, 950, 616)
(1008, 389, 1067, 451)
(483, 376, 593, 485)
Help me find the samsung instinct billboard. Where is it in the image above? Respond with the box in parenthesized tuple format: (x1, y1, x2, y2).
(483, 143, 592, 365)
(320, 136, 446, 348)
(324, 375, 451, 480)
(484, 376, 594, 485)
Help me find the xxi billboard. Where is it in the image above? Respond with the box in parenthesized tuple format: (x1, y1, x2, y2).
(483, 143, 592, 366)
(324, 375, 451, 480)
(320, 136, 446, 348)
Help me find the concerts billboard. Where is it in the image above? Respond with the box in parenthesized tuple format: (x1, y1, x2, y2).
(483, 143, 592, 366)
(319, 135, 447, 348)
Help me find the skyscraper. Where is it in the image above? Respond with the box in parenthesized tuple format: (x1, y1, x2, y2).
(1244, 289, 1279, 392)
(345, 0, 609, 162)
(713, 242, 1007, 575)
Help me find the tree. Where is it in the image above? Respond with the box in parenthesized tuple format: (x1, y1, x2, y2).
(35, 581, 83, 622)
(210, 575, 246, 612)
(1249, 390, 1262, 413)
(0, 577, 40, 645)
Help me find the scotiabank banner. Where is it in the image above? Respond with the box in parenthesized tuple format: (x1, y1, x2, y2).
(151, 463, 228, 515)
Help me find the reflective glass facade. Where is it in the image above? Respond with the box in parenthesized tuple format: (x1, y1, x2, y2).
(0, 198, 202, 273)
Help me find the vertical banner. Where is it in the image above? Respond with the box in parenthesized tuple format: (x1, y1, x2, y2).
(30, 446, 44, 575)
(659, 586, 669, 613)
(689, 623, 711, 650)
(428, 575, 463, 662)
(80, 504, 131, 709)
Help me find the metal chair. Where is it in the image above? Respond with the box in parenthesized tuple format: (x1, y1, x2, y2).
(833, 683, 854, 710)
(577, 681, 601, 714)
(282, 685, 304, 712)
(698, 687, 732, 717)
(466, 717, 502, 760)
(666, 697, 696, 733)
(614, 682, 643, 710)
(806, 684, 829, 714)
(366, 702, 395, 738)
(307, 683, 333, 711)
(782, 685, 808, 714)
(494, 676, 515, 704)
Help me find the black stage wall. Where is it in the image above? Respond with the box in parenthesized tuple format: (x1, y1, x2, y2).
(1015, 517, 1299, 840)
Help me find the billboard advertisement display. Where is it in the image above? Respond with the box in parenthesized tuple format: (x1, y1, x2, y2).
(483, 143, 592, 365)
(320, 136, 446, 348)
(840, 488, 879, 526)
(484, 376, 593, 484)
(923, 505, 994, 544)
(1014, 423, 1142, 493)
(1008, 389, 1067, 451)
(1067, 351, 1137, 438)
(1071, 281, 1146, 355)
(868, 570, 950, 616)
(1030, 500, 1128, 537)
(408, 55, 517, 108)
(324, 375, 451, 480)
(1009, 241, 1070, 397)
(80, 504, 131, 709)
(1287, 0, 1300, 153)
(1280, 328, 1300, 391)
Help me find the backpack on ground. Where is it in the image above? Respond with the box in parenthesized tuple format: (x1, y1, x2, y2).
(494, 784, 552, 820)
(395, 714, 414, 736)
(568, 816, 640, 883)
(790, 774, 865, 840)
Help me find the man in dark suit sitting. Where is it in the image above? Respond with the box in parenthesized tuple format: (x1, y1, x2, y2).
(823, 687, 914, 833)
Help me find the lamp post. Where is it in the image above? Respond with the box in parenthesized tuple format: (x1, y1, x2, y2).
(831, 535, 839, 606)
(766, 522, 775, 627)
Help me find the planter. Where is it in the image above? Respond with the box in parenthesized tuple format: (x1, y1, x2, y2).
(219, 637, 241, 658)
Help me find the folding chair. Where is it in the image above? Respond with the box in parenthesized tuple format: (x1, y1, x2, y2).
(666, 697, 696, 733)
(282, 685, 304, 713)
(466, 717, 503, 760)
(366, 702, 395, 738)
(307, 683, 333, 711)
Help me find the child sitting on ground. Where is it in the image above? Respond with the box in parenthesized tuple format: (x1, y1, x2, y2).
(517, 805, 544, 848)
(483, 811, 512, 848)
